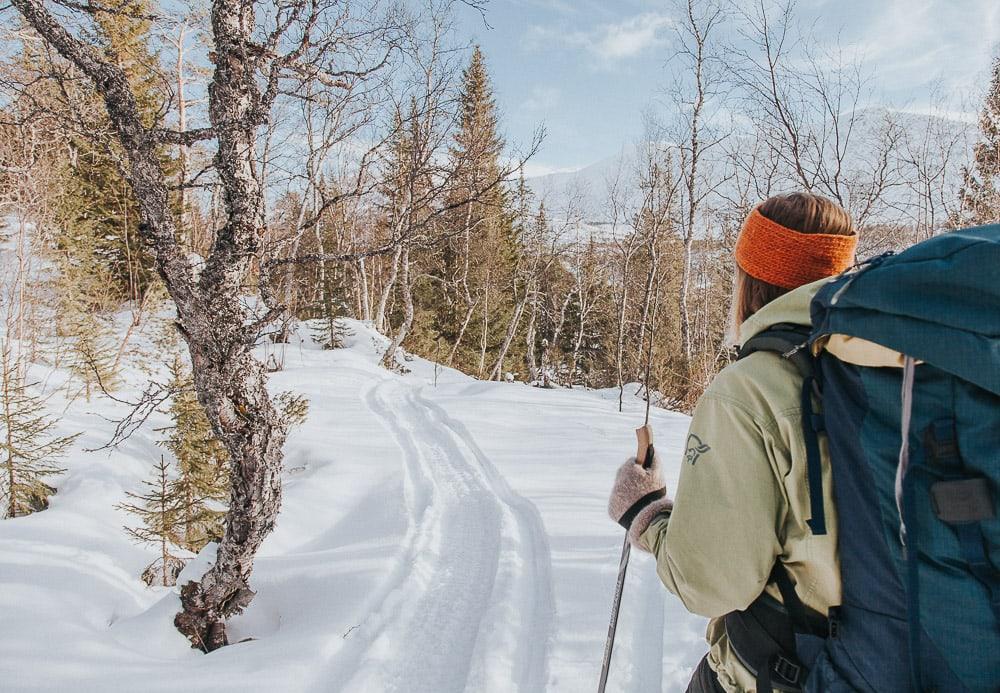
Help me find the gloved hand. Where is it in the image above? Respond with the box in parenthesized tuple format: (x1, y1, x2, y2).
(608, 453, 673, 549)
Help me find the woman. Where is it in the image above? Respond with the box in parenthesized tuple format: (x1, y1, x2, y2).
(608, 192, 858, 693)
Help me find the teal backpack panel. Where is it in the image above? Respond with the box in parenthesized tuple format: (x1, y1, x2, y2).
(813, 223, 1000, 396)
(806, 226, 1000, 692)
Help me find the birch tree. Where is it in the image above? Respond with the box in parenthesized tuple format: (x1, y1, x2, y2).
(10, 0, 406, 651)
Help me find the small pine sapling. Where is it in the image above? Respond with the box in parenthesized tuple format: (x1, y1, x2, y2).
(0, 346, 79, 518)
(275, 391, 309, 429)
(160, 354, 228, 552)
(311, 314, 350, 350)
(118, 455, 188, 586)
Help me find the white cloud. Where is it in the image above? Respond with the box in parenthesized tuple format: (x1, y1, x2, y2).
(521, 86, 562, 112)
(805, 0, 997, 98)
(526, 12, 673, 63)
(593, 13, 673, 60)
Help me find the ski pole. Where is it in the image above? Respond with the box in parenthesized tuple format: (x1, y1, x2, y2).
(598, 424, 654, 693)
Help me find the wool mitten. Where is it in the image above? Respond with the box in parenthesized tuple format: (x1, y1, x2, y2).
(607, 454, 672, 549)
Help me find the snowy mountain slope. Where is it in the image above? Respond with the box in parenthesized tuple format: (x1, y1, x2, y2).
(0, 319, 706, 692)
(528, 109, 974, 233)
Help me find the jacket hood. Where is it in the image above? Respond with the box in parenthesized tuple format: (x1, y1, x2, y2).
(737, 277, 831, 348)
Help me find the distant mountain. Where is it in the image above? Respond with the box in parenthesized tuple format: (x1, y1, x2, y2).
(526, 146, 637, 220)
(526, 108, 975, 229)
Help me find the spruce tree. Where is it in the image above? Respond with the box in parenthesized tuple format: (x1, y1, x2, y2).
(160, 354, 228, 553)
(437, 47, 519, 374)
(961, 54, 1000, 224)
(54, 224, 120, 399)
(118, 456, 188, 586)
(81, 2, 165, 298)
(0, 345, 79, 518)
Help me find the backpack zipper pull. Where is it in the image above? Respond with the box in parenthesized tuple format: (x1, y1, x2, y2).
(831, 251, 895, 306)
(783, 342, 807, 359)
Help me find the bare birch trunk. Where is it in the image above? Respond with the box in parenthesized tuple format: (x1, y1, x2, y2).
(375, 243, 402, 334)
(12, 0, 290, 651)
(487, 285, 525, 381)
(357, 256, 372, 323)
(679, 236, 694, 362)
(380, 245, 413, 369)
(569, 323, 585, 384)
(524, 288, 539, 381)
(477, 271, 490, 378)
(615, 256, 632, 412)
(446, 204, 477, 366)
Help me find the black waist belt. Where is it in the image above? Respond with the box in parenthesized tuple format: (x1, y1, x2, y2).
(724, 564, 830, 693)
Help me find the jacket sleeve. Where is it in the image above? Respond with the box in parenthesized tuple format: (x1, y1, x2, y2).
(638, 390, 787, 618)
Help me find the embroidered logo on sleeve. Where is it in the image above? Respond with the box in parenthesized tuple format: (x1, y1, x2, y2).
(685, 434, 711, 465)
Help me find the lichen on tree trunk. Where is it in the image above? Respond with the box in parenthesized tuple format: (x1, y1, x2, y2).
(11, 0, 289, 652)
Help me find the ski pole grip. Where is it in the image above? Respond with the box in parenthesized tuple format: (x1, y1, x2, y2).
(635, 424, 654, 469)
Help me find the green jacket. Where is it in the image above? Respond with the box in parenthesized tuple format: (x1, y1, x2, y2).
(639, 279, 840, 693)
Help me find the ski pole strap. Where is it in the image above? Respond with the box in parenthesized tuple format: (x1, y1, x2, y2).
(617, 487, 667, 529)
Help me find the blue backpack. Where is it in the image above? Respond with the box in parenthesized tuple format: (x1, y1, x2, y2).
(803, 224, 1000, 692)
(735, 224, 1000, 692)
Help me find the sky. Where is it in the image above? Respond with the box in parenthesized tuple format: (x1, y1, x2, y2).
(453, 0, 1000, 176)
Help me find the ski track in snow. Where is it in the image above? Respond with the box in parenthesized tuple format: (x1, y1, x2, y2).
(0, 315, 708, 693)
(321, 375, 555, 693)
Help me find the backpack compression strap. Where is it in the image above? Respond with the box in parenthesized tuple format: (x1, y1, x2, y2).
(737, 324, 827, 535)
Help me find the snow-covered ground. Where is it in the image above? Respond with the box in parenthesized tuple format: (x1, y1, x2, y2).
(0, 318, 707, 692)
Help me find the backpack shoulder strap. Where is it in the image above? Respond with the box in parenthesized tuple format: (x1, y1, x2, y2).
(725, 323, 833, 691)
(737, 323, 814, 380)
(737, 322, 827, 536)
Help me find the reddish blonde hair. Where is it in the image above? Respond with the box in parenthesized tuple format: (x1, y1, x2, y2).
(733, 192, 855, 327)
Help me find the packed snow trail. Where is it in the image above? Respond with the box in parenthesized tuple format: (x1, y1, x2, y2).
(417, 390, 555, 690)
(326, 377, 554, 692)
(0, 319, 707, 692)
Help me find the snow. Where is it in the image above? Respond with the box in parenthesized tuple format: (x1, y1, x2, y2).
(0, 317, 707, 692)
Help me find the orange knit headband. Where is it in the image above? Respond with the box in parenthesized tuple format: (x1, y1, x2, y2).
(735, 208, 858, 289)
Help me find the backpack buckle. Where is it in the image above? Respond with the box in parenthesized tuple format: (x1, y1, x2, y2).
(773, 656, 802, 684)
(828, 607, 841, 639)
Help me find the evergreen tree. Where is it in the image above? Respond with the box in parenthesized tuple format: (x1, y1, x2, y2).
(14, 3, 168, 302)
(74, 2, 165, 298)
(961, 54, 1000, 224)
(160, 354, 228, 553)
(118, 455, 188, 587)
(0, 345, 79, 518)
(452, 48, 504, 184)
(54, 224, 120, 399)
(435, 47, 519, 374)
